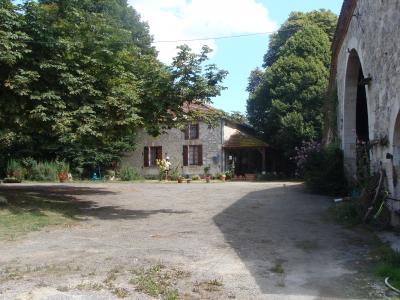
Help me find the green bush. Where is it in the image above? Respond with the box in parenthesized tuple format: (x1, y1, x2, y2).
(256, 172, 288, 181)
(302, 144, 348, 196)
(6, 159, 26, 181)
(119, 165, 141, 181)
(169, 165, 181, 181)
(55, 160, 70, 174)
(192, 175, 200, 181)
(29, 161, 58, 182)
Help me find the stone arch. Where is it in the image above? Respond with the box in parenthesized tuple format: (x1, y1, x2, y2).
(342, 49, 370, 177)
(392, 112, 400, 197)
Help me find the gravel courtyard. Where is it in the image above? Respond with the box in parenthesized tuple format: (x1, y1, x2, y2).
(0, 182, 386, 299)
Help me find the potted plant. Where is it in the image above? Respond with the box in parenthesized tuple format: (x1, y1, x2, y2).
(56, 161, 70, 183)
(5, 159, 25, 183)
(204, 165, 211, 183)
(177, 176, 184, 183)
(104, 170, 116, 181)
(220, 174, 226, 182)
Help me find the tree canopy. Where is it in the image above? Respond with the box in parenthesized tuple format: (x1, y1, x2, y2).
(0, 0, 227, 173)
(246, 10, 337, 174)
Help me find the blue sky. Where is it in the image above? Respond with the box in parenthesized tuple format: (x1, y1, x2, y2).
(130, 0, 344, 113)
(209, 0, 343, 113)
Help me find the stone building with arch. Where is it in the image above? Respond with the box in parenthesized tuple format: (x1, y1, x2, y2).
(331, 0, 400, 224)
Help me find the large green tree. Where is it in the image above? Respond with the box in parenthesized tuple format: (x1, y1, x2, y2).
(246, 10, 337, 173)
(0, 0, 227, 172)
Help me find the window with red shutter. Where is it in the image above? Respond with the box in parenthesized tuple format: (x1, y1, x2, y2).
(184, 124, 199, 140)
(188, 145, 202, 166)
(156, 146, 163, 160)
(144, 146, 162, 167)
(183, 145, 188, 166)
(198, 145, 203, 166)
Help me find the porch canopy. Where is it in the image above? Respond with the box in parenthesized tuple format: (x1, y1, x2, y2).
(223, 131, 269, 176)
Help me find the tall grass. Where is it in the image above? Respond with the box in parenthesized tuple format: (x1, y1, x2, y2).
(374, 246, 400, 289)
(29, 161, 59, 182)
(6, 159, 25, 181)
(119, 165, 142, 181)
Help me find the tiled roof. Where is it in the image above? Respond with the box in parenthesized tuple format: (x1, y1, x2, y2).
(224, 131, 268, 148)
(181, 101, 216, 113)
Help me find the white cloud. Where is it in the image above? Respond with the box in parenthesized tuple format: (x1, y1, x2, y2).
(129, 0, 277, 63)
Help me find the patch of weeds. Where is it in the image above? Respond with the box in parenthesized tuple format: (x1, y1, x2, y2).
(328, 201, 363, 227)
(130, 264, 181, 298)
(270, 262, 284, 274)
(112, 287, 129, 298)
(76, 282, 104, 291)
(371, 245, 400, 290)
(195, 278, 223, 292)
(295, 240, 319, 252)
(104, 271, 118, 286)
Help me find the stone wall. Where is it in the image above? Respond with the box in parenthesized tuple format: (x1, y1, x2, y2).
(336, 0, 400, 223)
(122, 121, 224, 177)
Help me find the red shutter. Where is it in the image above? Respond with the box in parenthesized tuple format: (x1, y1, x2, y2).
(144, 147, 149, 167)
(198, 145, 203, 166)
(184, 126, 189, 140)
(183, 145, 188, 166)
(156, 146, 162, 160)
(196, 124, 200, 139)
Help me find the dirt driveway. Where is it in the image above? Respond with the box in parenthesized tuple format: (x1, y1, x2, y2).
(0, 182, 386, 299)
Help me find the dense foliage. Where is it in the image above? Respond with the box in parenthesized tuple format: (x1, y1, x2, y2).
(294, 142, 348, 196)
(0, 0, 227, 175)
(246, 10, 337, 174)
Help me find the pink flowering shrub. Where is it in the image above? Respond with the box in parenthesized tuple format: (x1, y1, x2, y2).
(292, 140, 321, 177)
(293, 141, 348, 196)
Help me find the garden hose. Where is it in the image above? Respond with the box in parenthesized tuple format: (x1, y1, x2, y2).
(385, 277, 400, 294)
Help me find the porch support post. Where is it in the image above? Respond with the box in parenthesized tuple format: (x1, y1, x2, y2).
(258, 147, 266, 174)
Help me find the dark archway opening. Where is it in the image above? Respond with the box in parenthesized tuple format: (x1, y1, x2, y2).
(343, 50, 370, 181)
(356, 67, 369, 143)
(354, 57, 370, 182)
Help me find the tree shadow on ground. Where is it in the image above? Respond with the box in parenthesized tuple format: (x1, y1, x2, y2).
(213, 184, 379, 299)
(0, 185, 191, 221)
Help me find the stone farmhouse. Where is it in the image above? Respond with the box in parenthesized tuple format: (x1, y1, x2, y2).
(123, 102, 269, 179)
(331, 0, 400, 223)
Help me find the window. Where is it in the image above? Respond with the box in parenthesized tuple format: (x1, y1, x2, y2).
(184, 124, 199, 140)
(144, 146, 162, 167)
(183, 145, 202, 166)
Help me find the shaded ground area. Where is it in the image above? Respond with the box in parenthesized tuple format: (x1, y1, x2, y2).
(0, 182, 390, 299)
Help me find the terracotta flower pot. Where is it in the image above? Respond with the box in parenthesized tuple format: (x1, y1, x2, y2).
(58, 172, 68, 183)
(186, 179, 192, 183)
(178, 178, 184, 183)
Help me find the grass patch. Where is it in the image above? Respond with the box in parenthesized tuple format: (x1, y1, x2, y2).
(130, 264, 184, 299)
(0, 191, 79, 240)
(372, 245, 400, 290)
(76, 282, 104, 291)
(193, 278, 223, 293)
(112, 287, 129, 298)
